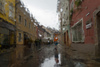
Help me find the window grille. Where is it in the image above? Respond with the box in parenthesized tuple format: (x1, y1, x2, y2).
(72, 21, 83, 42)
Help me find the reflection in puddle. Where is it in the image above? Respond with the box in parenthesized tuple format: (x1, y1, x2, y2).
(74, 62, 86, 67)
(40, 54, 61, 67)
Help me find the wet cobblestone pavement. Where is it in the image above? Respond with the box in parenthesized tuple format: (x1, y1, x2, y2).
(0, 44, 100, 67)
(15, 44, 61, 67)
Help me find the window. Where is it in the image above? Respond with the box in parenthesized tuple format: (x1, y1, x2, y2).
(0, 0, 2, 7)
(24, 19, 27, 26)
(29, 23, 31, 29)
(0, 0, 5, 13)
(18, 33, 21, 42)
(32, 25, 33, 30)
(72, 20, 84, 42)
(47, 33, 51, 37)
(9, 3, 14, 18)
(66, 7, 68, 10)
(19, 15, 21, 23)
(63, 19, 64, 22)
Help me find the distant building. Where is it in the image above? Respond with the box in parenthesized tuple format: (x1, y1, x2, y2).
(37, 25, 45, 39)
(42, 26, 54, 40)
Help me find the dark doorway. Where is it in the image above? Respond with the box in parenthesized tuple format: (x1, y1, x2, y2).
(97, 12, 100, 46)
(64, 32, 66, 44)
(24, 33, 28, 45)
(96, 11, 100, 55)
(67, 31, 69, 42)
(66, 31, 69, 46)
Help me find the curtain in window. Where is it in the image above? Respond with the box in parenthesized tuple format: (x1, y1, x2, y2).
(72, 23, 82, 42)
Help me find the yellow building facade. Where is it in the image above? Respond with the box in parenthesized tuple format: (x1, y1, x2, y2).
(0, 0, 16, 48)
(15, 0, 35, 46)
(0, 0, 15, 25)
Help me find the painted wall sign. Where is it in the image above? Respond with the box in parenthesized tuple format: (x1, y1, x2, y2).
(86, 23, 92, 29)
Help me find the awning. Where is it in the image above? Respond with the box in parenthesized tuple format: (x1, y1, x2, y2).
(0, 22, 15, 31)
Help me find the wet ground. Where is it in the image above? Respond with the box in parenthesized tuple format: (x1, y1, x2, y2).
(19, 45, 61, 67)
(0, 44, 100, 67)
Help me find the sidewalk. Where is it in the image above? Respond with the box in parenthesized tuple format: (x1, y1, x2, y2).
(0, 47, 15, 55)
(65, 43, 99, 59)
(58, 43, 100, 67)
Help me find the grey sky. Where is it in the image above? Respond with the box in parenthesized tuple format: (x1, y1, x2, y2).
(21, 0, 59, 30)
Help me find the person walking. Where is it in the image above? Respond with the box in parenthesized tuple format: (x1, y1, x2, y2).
(54, 48, 60, 67)
(54, 48, 59, 62)
(54, 35, 58, 48)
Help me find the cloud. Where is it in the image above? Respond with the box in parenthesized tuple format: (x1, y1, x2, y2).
(21, 0, 57, 11)
(21, 0, 59, 30)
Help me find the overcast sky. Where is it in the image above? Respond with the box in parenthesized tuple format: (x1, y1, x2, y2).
(21, 0, 59, 30)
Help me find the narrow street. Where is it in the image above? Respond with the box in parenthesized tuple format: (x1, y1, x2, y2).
(1, 0, 100, 67)
(0, 44, 61, 67)
(0, 43, 97, 67)
(16, 44, 61, 67)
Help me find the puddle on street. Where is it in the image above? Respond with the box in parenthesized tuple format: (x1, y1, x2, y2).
(74, 62, 86, 67)
(40, 54, 61, 67)
(0, 45, 99, 67)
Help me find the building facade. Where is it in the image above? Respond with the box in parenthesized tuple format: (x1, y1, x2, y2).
(37, 25, 45, 39)
(70, 0, 100, 55)
(57, 0, 71, 46)
(0, 0, 16, 48)
(42, 26, 54, 40)
(70, 0, 100, 44)
(15, 0, 35, 46)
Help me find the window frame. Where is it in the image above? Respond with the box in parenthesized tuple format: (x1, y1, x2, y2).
(29, 23, 31, 29)
(9, 3, 14, 18)
(19, 15, 21, 23)
(24, 19, 27, 26)
(71, 18, 84, 42)
(18, 33, 21, 42)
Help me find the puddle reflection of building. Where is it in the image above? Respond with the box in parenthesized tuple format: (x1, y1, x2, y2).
(54, 48, 59, 63)
(16, 45, 24, 60)
(54, 48, 60, 67)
